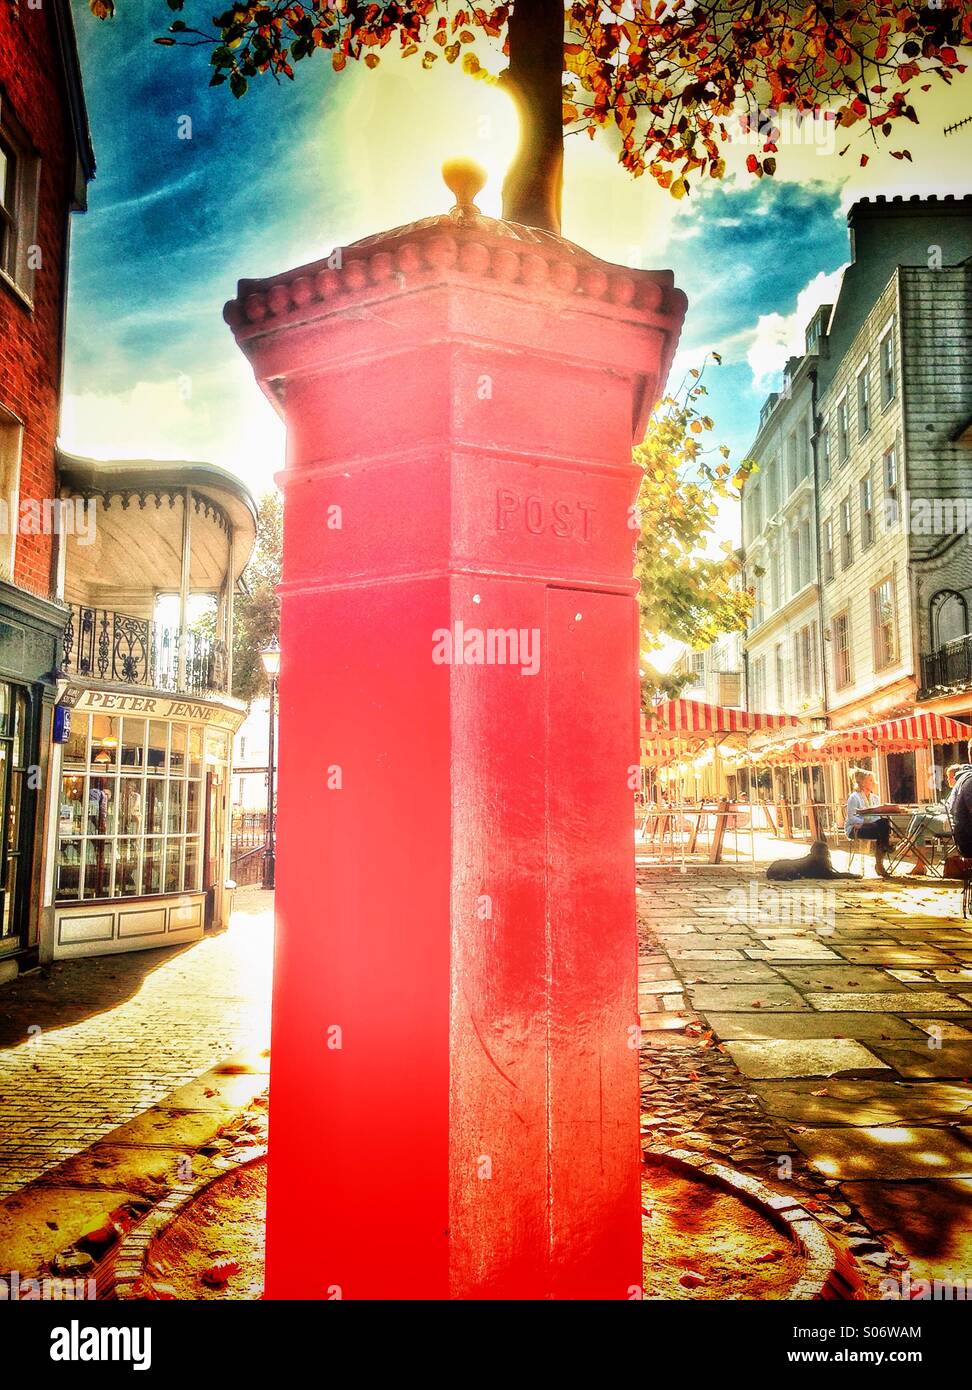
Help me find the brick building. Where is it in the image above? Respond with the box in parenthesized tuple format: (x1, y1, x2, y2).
(0, 0, 94, 978)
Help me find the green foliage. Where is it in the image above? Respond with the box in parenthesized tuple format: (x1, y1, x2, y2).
(635, 353, 754, 657)
(232, 491, 282, 703)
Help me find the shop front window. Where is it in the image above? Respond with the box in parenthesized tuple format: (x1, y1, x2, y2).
(83, 839, 112, 900)
(55, 713, 205, 901)
(143, 836, 164, 895)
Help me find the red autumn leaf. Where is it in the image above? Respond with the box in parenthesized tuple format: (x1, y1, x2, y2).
(136, 0, 953, 200)
(201, 1259, 241, 1287)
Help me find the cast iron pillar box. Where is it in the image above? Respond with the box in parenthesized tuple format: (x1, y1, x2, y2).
(225, 172, 686, 1300)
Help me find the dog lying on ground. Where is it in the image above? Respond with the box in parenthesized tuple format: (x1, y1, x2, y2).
(766, 839, 861, 881)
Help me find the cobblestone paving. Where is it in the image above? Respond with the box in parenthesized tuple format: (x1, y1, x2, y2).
(0, 889, 273, 1199)
(639, 860, 972, 1292)
(4, 865, 970, 1294)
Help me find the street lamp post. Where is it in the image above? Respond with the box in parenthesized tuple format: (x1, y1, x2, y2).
(260, 640, 281, 890)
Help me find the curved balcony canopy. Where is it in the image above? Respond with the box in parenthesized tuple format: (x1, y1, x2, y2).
(56, 453, 259, 699)
(58, 453, 258, 610)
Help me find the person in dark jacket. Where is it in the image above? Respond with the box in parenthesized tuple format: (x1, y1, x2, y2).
(951, 768, 972, 857)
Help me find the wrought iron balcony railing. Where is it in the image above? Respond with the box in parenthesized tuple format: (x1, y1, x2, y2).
(918, 633, 972, 700)
(62, 605, 228, 697)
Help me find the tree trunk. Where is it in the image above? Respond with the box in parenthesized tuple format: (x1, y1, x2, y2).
(500, 0, 565, 233)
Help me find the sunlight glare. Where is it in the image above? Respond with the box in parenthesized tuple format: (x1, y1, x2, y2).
(332, 52, 520, 230)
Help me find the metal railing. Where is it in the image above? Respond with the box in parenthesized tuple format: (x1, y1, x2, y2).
(919, 633, 972, 698)
(62, 604, 228, 697)
(230, 810, 268, 886)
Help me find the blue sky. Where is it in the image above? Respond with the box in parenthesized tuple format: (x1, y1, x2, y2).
(63, 2, 972, 513)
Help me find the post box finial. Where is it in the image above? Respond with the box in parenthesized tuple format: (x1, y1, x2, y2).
(442, 158, 487, 221)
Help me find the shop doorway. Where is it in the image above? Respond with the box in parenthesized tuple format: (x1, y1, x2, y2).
(0, 683, 33, 953)
(203, 765, 225, 927)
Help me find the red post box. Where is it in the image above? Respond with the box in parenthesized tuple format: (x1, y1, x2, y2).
(225, 170, 685, 1300)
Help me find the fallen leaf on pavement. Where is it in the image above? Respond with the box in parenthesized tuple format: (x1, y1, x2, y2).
(201, 1260, 241, 1287)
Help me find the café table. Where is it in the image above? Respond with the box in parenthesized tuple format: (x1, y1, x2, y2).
(858, 804, 947, 877)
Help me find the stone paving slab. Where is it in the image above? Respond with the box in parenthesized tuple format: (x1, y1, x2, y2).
(806, 991, 972, 1013)
(640, 1012, 693, 1032)
(657, 934, 754, 949)
(752, 1079, 972, 1127)
(639, 979, 684, 996)
(833, 946, 957, 965)
(639, 963, 680, 982)
(667, 948, 745, 961)
(678, 962, 783, 984)
(745, 944, 841, 961)
(907, 1018, 972, 1039)
(866, 1041, 972, 1077)
(686, 982, 810, 1013)
(704, 1012, 923, 1042)
(775, 966, 902, 992)
(725, 1038, 890, 1080)
(789, 1125, 972, 1181)
(892, 968, 972, 984)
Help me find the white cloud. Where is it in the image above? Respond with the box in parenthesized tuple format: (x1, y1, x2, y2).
(60, 360, 284, 500)
(745, 266, 847, 388)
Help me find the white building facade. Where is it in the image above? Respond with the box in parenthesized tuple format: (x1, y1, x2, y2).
(742, 322, 828, 725)
(739, 196, 972, 804)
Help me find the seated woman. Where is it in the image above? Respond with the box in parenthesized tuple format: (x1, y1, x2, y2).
(845, 769, 894, 878)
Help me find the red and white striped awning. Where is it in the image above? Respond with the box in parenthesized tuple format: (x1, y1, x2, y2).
(643, 698, 802, 739)
(741, 712, 972, 764)
(848, 712, 972, 752)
